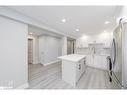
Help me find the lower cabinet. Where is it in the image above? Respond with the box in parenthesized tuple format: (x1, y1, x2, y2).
(86, 55, 107, 70)
(76, 58, 86, 83)
(62, 57, 86, 87)
(94, 55, 107, 70)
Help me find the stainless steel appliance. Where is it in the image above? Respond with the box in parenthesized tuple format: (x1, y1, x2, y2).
(110, 18, 125, 89)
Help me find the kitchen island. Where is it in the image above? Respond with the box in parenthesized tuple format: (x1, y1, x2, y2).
(58, 54, 87, 87)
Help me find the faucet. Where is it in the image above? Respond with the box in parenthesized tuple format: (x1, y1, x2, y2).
(92, 47, 96, 54)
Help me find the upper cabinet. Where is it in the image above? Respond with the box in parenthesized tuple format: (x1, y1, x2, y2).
(76, 32, 113, 48)
(76, 38, 88, 48)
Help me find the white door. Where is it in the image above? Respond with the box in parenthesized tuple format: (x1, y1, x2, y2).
(28, 39, 33, 64)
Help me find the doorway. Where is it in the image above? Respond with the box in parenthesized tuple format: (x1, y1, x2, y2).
(67, 40, 75, 54)
(28, 39, 33, 64)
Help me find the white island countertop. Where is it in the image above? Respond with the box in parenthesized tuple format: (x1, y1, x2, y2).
(58, 54, 86, 62)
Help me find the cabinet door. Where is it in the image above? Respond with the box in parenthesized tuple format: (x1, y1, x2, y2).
(81, 58, 86, 73)
(94, 56, 107, 70)
(94, 56, 101, 68)
(83, 58, 87, 71)
(86, 55, 94, 67)
(80, 59, 84, 74)
(76, 58, 86, 83)
(76, 62, 82, 82)
(76, 38, 88, 48)
(100, 56, 107, 70)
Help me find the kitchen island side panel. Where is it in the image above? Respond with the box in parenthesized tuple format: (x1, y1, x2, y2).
(62, 60, 77, 87)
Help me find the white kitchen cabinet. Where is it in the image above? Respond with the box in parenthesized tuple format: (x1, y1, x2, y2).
(58, 54, 86, 87)
(76, 38, 88, 48)
(76, 58, 86, 82)
(86, 55, 94, 67)
(86, 55, 108, 70)
(76, 62, 82, 82)
(76, 31, 113, 48)
(94, 55, 107, 70)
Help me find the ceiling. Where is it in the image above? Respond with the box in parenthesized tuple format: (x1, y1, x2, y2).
(8, 6, 119, 37)
(28, 25, 63, 38)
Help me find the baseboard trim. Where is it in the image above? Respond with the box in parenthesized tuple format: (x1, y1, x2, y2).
(43, 60, 61, 66)
(16, 82, 29, 89)
(32, 60, 40, 64)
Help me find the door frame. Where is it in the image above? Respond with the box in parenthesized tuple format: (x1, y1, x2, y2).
(28, 38, 33, 64)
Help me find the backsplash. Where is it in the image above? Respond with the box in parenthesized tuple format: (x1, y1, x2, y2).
(75, 47, 111, 55)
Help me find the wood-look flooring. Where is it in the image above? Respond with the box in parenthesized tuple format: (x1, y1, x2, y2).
(28, 62, 113, 89)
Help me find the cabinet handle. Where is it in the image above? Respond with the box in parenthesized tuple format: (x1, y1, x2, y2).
(79, 64, 81, 70)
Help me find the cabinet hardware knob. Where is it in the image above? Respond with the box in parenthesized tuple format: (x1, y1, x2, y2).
(79, 64, 81, 69)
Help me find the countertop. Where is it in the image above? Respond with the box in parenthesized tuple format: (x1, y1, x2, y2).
(58, 54, 86, 62)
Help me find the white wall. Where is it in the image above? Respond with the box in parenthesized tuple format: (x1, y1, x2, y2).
(28, 35, 39, 64)
(116, 6, 127, 23)
(0, 16, 28, 88)
(39, 35, 62, 65)
(62, 36, 67, 55)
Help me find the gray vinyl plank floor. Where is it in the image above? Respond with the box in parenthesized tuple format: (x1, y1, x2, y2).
(28, 62, 112, 89)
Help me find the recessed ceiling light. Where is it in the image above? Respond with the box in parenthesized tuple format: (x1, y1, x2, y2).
(76, 29, 79, 32)
(29, 32, 33, 35)
(62, 18, 66, 23)
(81, 35, 88, 40)
(105, 21, 110, 24)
